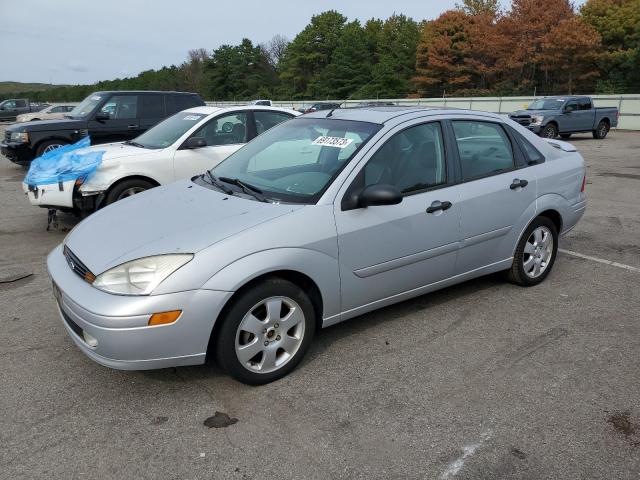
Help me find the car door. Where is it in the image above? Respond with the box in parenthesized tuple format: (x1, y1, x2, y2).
(451, 119, 537, 274)
(172, 111, 248, 180)
(87, 94, 140, 144)
(0, 100, 17, 119)
(560, 100, 583, 133)
(576, 97, 595, 131)
(334, 120, 462, 313)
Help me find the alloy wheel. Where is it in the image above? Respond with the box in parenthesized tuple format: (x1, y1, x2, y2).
(117, 187, 146, 200)
(235, 296, 305, 374)
(523, 226, 554, 279)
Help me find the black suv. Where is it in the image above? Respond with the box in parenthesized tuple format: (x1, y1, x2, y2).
(1, 91, 204, 165)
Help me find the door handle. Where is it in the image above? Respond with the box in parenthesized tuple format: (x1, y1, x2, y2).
(510, 179, 528, 190)
(127, 125, 138, 129)
(426, 200, 452, 214)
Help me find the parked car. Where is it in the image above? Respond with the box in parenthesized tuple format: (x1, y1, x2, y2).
(24, 106, 299, 214)
(304, 102, 341, 114)
(1, 91, 204, 165)
(0, 98, 36, 121)
(48, 106, 586, 384)
(249, 99, 273, 106)
(509, 96, 618, 139)
(17, 104, 76, 122)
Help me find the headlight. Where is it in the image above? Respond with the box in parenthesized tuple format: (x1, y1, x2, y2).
(530, 115, 544, 126)
(93, 254, 193, 295)
(10, 131, 29, 143)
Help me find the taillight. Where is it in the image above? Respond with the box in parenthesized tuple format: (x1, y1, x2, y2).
(581, 174, 586, 192)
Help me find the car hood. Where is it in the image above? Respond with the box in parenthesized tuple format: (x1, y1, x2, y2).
(64, 179, 304, 274)
(78, 142, 160, 162)
(511, 109, 559, 117)
(8, 117, 86, 132)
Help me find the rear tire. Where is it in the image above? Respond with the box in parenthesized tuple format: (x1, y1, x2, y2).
(214, 277, 316, 385)
(507, 216, 558, 287)
(541, 124, 558, 139)
(35, 139, 68, 157)
(560, 133, 571, 139)
(592, 120, 609, 139)
(105, 179, 155, 205)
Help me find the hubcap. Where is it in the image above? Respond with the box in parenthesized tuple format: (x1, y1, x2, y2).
(545, 128, 555, 138)
(235, 296, 305, 374)
(117, 187, 146, 200)
(44, 144, 63, 153)
(523, 226, 553, 279)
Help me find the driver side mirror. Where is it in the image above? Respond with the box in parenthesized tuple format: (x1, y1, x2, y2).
(564, 105, 575, 113)
(184, 137, 207, 149)
(94, 111, 110, 121)
(358, 184, 403, 208)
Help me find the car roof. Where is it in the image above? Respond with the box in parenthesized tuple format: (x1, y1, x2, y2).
(301, 105, 503, 124)
(183, 105, 300, 116)
(92, 91, 200, 95)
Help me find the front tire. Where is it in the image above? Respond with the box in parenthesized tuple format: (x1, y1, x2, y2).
(215, 278, 316, 385)
(592, 120, 609, 139)
(541, 124, 558, 139)
(507, 216, 558, 286)
(105, 178, 154, 205)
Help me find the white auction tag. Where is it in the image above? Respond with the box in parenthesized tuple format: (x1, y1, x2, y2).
(311, 136, 353, 148)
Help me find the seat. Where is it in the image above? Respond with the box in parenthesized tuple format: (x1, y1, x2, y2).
(231, 123, 246, 144)
(394, 140, 440, 192)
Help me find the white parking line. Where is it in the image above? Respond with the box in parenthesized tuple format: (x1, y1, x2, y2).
(559, 249, 640, 273)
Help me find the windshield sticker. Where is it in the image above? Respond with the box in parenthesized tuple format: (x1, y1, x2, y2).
(182, 115, 201, 121)
(312, 136, 353, 148)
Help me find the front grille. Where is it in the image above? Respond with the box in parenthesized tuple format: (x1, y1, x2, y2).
(63, 245, 95, 283)
(4, 130, 10, 143)
(509, 115, 532, 126)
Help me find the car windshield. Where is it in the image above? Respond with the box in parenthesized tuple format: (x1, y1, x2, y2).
(527, 98, 566, 110)
(132, 111, 207, 149)
(211, 117, 381, 204)
(67, 94, 104, 118)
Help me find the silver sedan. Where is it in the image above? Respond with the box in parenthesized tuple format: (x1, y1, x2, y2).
(48, 107, 586, 384)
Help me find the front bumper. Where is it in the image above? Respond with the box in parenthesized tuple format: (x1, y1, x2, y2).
(0, 141, 34, 164)
(525, 125, 542, 134)
(47, 244, 233, 370)
(23, 180, 76, 209)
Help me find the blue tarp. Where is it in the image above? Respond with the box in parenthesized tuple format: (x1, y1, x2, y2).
(24, 137, 105, 186)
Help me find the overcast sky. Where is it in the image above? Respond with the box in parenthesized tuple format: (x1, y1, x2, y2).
(0, 0, 584, 85)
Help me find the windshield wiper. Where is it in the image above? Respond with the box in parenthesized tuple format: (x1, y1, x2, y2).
(219, 176, 268, 202)
(124, 140, 146, 149)
(204, 171, 234, 195)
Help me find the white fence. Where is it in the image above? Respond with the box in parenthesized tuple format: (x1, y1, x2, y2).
(207, 94, 640, 130)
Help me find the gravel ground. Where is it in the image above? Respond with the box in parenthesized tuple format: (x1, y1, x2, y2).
(1, 126, 639, 479)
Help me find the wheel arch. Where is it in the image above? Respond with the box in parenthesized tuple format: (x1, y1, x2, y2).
(33, 136, 71, 153)
(205, 269, 325, 363)
(101, 175, 161, 206)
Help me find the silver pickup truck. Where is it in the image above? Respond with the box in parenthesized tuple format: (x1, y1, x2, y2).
(509, 96, 618, 139)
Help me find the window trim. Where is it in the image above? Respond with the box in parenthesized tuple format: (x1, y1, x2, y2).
(506, 126, 545, 167)
(448, 119, 522, 184)
(341, 120, 452, 211)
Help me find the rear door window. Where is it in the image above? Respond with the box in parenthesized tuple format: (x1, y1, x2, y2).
(254, 111, 294, 135)
(578, 98, 592, 110)
(140, 95, 165, 119)
(452, 121, 515, 181)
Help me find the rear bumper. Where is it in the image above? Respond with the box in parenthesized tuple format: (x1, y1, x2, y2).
(1, 142, 34, 164)
(47, 244, 234, 370)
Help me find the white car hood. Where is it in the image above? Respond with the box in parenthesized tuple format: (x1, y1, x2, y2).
(80, 142, 160, 162)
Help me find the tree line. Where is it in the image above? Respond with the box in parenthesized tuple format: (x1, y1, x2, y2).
(4, 0, 638, 102)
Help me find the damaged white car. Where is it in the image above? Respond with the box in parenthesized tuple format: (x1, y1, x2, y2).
(22, 105, 298, 216)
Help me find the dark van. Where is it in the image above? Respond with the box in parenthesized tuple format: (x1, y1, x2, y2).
(1, 91, 205, 165)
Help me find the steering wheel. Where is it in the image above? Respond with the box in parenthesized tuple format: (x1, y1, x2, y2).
(221, 122, 234, 133)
